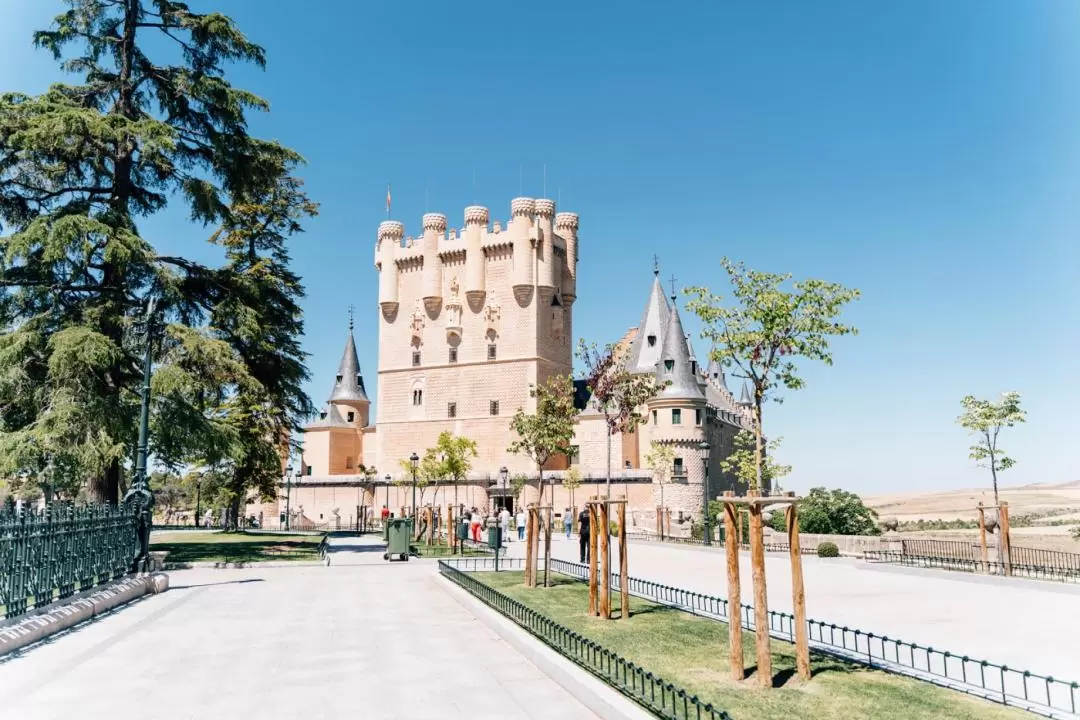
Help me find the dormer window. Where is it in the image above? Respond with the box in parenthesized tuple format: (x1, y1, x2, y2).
(335, 374, 343, 385)
(319, 410, 327, 420)
(647, 335, 656, 347)
(664, 359, 674, 371)
(690, 361, 697, 376)
(346, 411, 355, 423)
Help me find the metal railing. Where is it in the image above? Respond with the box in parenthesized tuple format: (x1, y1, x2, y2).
(442, 556, 1079, 718)
(1, 504, 138, 621)
(864, 549, 1080, 584)
(439, 561, 733, 720)
(624, 530, 817, 555)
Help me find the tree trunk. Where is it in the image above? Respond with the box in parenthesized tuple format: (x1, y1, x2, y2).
(540, 467, 551, 587)
(753, 399, 764, 493)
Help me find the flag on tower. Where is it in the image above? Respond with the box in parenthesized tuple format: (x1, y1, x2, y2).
(385, 183, 392, 217)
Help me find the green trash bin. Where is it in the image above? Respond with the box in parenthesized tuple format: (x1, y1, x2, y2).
(382, 520, 390, 542)
(384, 517, 412, 562)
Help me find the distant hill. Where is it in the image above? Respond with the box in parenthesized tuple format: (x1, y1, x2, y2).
(865, 481, 1080, 522)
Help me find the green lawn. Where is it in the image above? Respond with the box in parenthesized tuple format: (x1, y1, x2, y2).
(150, 531, 324, 563)
(472, 571, 1028, 720)
(410, 539, 490, 558)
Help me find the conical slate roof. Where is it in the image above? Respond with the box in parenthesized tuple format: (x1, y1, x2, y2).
(309, 404, 351, 428)
(655, 299, 705, 402)
(328, 329, 369, 404)
(625, 271, 671, 375)
(739, 379, 753, 405)
(705, 352, 727, 390)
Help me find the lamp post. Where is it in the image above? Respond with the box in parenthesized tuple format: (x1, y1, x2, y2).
(123, 297, 158, 571)
(384, 474, 391, 515)
(284, 464, 293, 531)
(409, 452, 419, 518)
(698, 441, 711, 546)
(195, 477, 202, 528)
(499, 466, 508, 514)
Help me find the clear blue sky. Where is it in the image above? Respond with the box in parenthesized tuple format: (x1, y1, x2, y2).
(3, 1, 1079, 495)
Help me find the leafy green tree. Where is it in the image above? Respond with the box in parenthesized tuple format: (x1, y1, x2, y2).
(509, 375, 577, 587)
(510, 473, 528, 507)
(563, 466, 583, 514)
(643, 441, 675, 531)
(718, 430, 792, 494)
(432, 431, 478, 515)
(957, 392, 1026, 507)
(577, 340, 666, 497)
(151, 470, 189, 523)
(770, 487, 879, 536)
(686, 259, 859, 492)
(0, 1, 314, 504)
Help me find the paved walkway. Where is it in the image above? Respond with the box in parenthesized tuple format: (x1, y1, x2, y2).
(509, 533, 1080, 684)
(0, 536, 600, 720)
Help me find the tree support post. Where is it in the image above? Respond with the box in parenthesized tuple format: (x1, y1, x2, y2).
(619, 501, 630, 619)
(723, 492, 744, 681)
(588, 500, 599, 616)
(598, 500, 611, 619)
(1000, 502, 1012, 577)
(748, 492, 771, 687)
(524, 504, 537, 588)
(977, 503, 989, 574)
(448, 505, 455, 554)
(784, 492, 810, 681)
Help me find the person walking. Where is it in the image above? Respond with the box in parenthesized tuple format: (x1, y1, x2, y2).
(563, 509, 573, 539)
(516, 508, 526, 540)
(470, 508, 482, 543)
(498, 506, 511, 545)
(578, 505, 591, 564)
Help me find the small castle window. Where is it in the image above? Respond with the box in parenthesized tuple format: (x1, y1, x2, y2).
(319, 410, 327, 420)
(673, 457, 685, 477)
(412, 389, 424, 406)
(652, 410, 657, 425)
(449, 347, 458, 364)
(448, 402, 457, 418)
(307, 466, 313, 476)
(691, 361, 697, 376)
(487, 344, 497, 361)
(695, 409, 702, 426)
(489, 400, 500, 416)
(412, 351, 421, 367)
(346, 456, 354, 469)
(647, 335, 656, 347)
(664, 359, 674, 372)
(672, 408, 682, 425)
(347, 411, 355, 423)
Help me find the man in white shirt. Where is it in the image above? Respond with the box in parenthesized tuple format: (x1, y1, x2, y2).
(515, 509, 527, 541)
(498, 507, 511, 545)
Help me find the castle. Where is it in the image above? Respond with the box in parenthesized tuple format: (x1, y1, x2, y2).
(258, 197, 755, 532)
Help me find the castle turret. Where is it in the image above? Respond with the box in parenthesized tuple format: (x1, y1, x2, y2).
(421, 213, 446, 311)
(510, 197, 536, 303)
(738, 379, 753, 406)
(625, 267, 671, 375)
(555, 212, 579, 302)
(535, 198, 557, 300)
(655, 300, 706, 404)
(464, 205, 488, 303)
(328, 320, 370, 426)
(377, 221, 404, 314)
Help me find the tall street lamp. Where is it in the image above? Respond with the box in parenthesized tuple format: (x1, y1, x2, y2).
(499, 466, 508, 513)
(698, 441, 711, 546)
(284, 463, 293, 531)
(409, 452, 419, 519)
(384, 474, 391, 515)
(123, 297, 158, 571)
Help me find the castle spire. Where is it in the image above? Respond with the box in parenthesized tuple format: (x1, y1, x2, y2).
(328, 319, 369, 404)
(625, 267, 671, 375)
(705, 348, 728, 390)
(655, 299, 705, 402)
(738, 379, 753, 405)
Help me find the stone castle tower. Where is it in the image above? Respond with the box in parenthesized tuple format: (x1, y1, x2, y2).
(372, 198, 579, 472)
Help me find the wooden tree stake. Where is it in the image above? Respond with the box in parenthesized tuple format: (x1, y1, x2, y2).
(598, 501, 611, 618)
(618, 502, 629, 619)
(785, 496, 810, 681)
(748, 497, 772, 687)
(524, 505, 537, 588)
(448, 505, 455, 553)
(723, 492, 744, 681)
(1000, 502, 1012, 577)
(588, 503, 599, 615)
(977, 503, 989, 573)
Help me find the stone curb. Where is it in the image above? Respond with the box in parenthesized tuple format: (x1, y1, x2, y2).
(162, 560, 327, 569)
(436, 575, 655, 720)
(0, 573, 169, 658)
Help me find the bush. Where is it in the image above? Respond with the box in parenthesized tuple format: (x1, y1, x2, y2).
(609, 520, 620, 536)
(817, 541, 840, 558)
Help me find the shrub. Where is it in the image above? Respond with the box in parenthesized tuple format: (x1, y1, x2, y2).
(610, 520, 620, 536)
(817, 541, 840, 558)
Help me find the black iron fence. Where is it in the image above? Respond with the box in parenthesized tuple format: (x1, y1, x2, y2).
(441, 556, 1079, 718)
(439, 561, 733, 720)
(865, 540, 1080, 584)
(624, 530, 816, 555)
(1, 504, 138, 621)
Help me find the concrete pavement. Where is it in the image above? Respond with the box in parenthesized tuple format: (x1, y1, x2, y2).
(0, 535, 609, 720)
(511, 532, 1080, 685)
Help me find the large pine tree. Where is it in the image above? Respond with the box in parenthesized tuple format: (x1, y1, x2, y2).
(0, 1, 315, 504)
